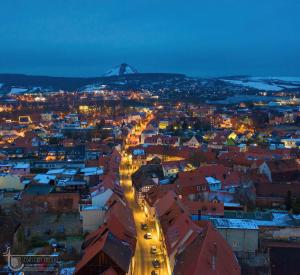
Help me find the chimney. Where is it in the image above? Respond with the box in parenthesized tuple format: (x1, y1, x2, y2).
(212, 242, 217, 270)
(198, 209, 201, 220)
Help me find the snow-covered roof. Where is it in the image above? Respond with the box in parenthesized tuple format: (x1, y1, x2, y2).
(60, 267, 75, 275)
(46, 168, 78, 176)
(13, 163, 30, 169)
(133, 149, 145, 156)
(224, 202, 241, 207)
(46, 169, 65, 175)
(82, 206, 102, 211)
(80, 167, 104, 176)
(92, 188, 114, 208)
(34, 174, 56, 184)
(212, 218, 258, 230)
(205, 176, 221, 185)
(63, 169, 77, 176)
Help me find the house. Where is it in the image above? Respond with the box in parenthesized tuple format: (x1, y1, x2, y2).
(146, 190, 240, 274)
(81, 189, 115, 232)
(21, 185, 80, 213)
(131, 163, 164, 201)
(255, 180, 300, 208)
(162, 160, 191, 178)
(158, 120, 169, 129)
(281, 138, 300, 149)
(152, 191, 202, 271)
(76, 198, 136, 275)
(140, 129, 158, 144)
(173, 221, 241, 275)
(0, 173, 24, 190)
(259, 159, 300, 183)
(131, 149, 147, 171)
(75, 231, 133, 275)
(82, 197, 136, 249)
(183, 200, 224, 220)
(11, 163, 30, 175)
(144, 134, 180, 146)
(211, 218, 259, 254)
(183, 136, 201, 148)
(173, 164, 242, 197)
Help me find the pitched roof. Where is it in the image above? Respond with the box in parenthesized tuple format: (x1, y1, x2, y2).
(182, 200, 224, 217)
(23, 184, 53, 195)
(174, 221, 241, 275)
(76, 231, 132, 274)
(154, 191, 202, 256)
(266, 158, 300, 173)
(101, 267, 119, 275)
(175, 164, 242, 191)
(104, 200, 137, 250)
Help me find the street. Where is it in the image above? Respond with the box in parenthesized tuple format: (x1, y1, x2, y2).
(120, 158, 170, 275)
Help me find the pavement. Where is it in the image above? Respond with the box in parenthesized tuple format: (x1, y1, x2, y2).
(120, 158, 170, 275)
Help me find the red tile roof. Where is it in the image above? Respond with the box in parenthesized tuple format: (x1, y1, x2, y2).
(174, 221, 241, 275)
(76, 230, 109, 273)
(101, 267, 119, 275)
(104, 200, 137, 250)
(154, 191, 202, 256)
(182, 200, 224, 217)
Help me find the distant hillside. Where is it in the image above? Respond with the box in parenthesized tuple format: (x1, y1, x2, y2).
(0, 72, 186, 92)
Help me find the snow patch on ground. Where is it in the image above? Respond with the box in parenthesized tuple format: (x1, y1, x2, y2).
(222, 79, 283, 91)
(106, 67, 121, 77)
(250, 77, 300, 83)
(9, 87, 28, 94)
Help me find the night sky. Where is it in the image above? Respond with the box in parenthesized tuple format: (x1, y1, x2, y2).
(0, 0, 300, 77)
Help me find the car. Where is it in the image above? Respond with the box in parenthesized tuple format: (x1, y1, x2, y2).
(151, 270, 159, 275)
(141, 223, 148, 230)
(150, 245, 157, 254)
(13, 193, 21, 200)
(144, 232, 152, 239)
(152, 259, 160, 268)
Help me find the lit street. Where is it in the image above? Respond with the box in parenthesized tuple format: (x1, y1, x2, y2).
(120, 154, 170, 275)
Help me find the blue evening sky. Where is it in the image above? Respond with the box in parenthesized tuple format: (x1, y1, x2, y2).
(0, 0, 299, 77)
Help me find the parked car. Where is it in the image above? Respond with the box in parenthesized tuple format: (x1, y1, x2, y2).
(144, 232, 152, 239)
(152, 259, 160, 268)
(141, 223, 148, 230)
(150, 245, 157, 254)
(13, 193, 22, 200)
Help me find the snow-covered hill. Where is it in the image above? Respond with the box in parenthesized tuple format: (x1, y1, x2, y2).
(105, 63, 138, 77)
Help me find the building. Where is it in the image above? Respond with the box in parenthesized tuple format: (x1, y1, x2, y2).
(75, 231, 133, 275)
(212, 218, 259, 253)
(174, 221, 241, 275)
(259, 159, 300, 183)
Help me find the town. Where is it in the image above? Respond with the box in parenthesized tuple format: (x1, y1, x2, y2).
(0, 82, 299, 275)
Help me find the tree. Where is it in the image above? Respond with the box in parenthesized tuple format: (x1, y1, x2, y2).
(234, 180, 256, 211)
(182, 121, 188, 130)
(189, 152, 207, 167)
